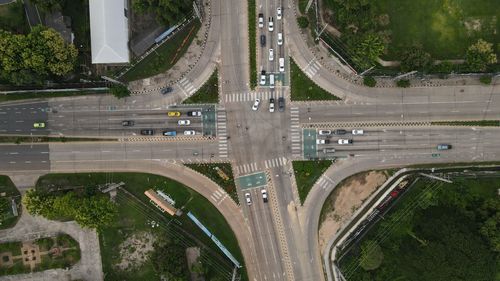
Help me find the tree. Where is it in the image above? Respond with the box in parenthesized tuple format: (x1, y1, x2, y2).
(349, 33, 385, 69)
(297, 16, 309, 29)
(363, 76, 376, 87)
(359, 240, 384, 271)
(465, 39, 497, 72)
(131, 0, 192, 26)
(110, 84, 131, 99)
(31, 0, 64, 12)
(74, 197, 117, 230)
(150, 240, 189, 279)
(22, 189, 53, 216)
(396, 79, 410, 88)
(400, 46, 433, 73)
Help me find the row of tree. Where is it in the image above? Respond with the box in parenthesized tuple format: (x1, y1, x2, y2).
(22, 189, 117, 230)
(0, 26, 77, 85)
(131, 0, 193, 27)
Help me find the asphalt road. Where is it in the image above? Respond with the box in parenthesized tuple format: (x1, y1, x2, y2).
(0, 101, 49, 135)
(0, 144, 50, 171)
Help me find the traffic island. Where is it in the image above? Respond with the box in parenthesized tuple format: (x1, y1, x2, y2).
(185, 163, 239, 205)
(292, 160, 333, 205)
(290, 59, 341, 101)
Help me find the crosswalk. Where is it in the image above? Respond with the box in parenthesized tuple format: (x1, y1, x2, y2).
(224, 91, 278, 103)
(264, 157, 288, 169)
(178, 77, 197, 97)
(235, 162, 259, 175)
(217, 107, 228, 158)
(290, 107, 301, 157)
(317, 175, 335, 190)
(304, 59, 321, 78)
(210, 188, 228, 205)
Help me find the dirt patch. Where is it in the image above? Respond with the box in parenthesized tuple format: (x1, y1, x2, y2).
(115, 231, 155, 271)
(318, 171, 388, 253)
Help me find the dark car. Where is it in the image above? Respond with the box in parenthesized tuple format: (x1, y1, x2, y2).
(161, 87, 173, 95)
(187, 111, 202, 117)
(278, 97, 285, 112)
(437, 144, 452, 150)
(260, 35, 266, 47)
(140, 129, 155, 135)
(334, 129, 347, 135)
(122, 120, 134, 126)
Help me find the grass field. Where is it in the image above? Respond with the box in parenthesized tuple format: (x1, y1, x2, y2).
(290, 59, 340, 101)
(121, 20, 200, 82)
(182, 69, 219, 104)
(372, 0, 500, 60)
(185, 163, 239, 204)
(293, 160, 333, 205)
(36, 173, 246, 281)
(0, 1, 29, 34)
(0, 176, 20, 230)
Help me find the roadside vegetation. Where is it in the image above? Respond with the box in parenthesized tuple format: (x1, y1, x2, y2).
(293, 160, 333, 205)
(0, 176, 21, 230)
(0, 89, 109, 103)
(0, 233, 80, 276)
(339, 175, 500, 280)
(431, 120, 500, 126)
(34, 173, 246, 281)
(0, 0, 29, 34)
(248, 0, 257, 89)
(182, 69, 219, 104)
(131, 0, 193, 27)
(290, 59, 340, 101)
(120, 20, 200, 82)
(185, 163, 238, 204)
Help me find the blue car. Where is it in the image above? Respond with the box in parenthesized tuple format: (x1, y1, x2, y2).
(163, 130, 177, 136)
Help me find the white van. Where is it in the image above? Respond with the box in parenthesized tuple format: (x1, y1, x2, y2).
(269, 74, 275, 89)
(277, 33, 283, 45)
(279, 58, 285, 72)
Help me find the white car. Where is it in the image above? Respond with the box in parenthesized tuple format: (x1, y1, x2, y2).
(245, 192, 252, 205)
(338, 139, 353, 145)
(258, 13, 264, 28)
(318, 130, 332, 135)
(260, 71, 266, 85)
(268, 17, 274, 32)
(352, 129, 364, 135)
(269, 98, 275, 113)
(276, 7, 282, 20)
(279, 57, 285, 72)
(252, 98, 261, 111)
(261, 189, 268, 203)
(178, 120, 191, 126)
(316, 139, 330, 145)
(183, 130, 195, 136)
(277, 33, 283, 46)
(269, 49, 274, 61)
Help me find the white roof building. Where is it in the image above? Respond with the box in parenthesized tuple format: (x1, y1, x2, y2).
(89, 0, 129, 64)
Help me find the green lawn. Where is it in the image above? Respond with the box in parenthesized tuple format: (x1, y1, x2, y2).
(121, 20, 201, 82)
(36, 172, 246, 281)
(185, 163, 239, 204)
(0, 1, 29, 34)
(372, 0, 500, 60)
(0, 176, 21, 230)
(290, 59, 340, 101)
(292, 160, 333, 205)
(182, 69, 219, 104)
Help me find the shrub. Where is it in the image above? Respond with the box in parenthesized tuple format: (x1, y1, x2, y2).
(479, 76, 492, 85)
(363, 76, 377, 87)
(396, 79, 410, 88)
(110, 84, 130, 99)
(297, 16, 309, 29)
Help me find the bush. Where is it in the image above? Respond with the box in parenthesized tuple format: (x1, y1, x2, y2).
(297, 16, 309, 29)
(35, 237, 54, 251)
(396, 79, 410, 88)
(363, 76, 377, 87)
(479, 76, 492, 85)
(110, 84, 130, 99)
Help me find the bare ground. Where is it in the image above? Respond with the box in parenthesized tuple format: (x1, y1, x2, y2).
(318, 171, 388, 253)
(115, 231, 155, 271)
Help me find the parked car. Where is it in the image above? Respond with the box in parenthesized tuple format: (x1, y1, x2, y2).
(187, 111, 202, 117)
(338, 139, 353, 145)
(178, 120, 191, 126)
(184, 130, 196, 136)
(163, 130, 176, 136)
(121, 120, 134, 126)
(260, 34, 266, 47)
(161, 87, 173, 95)
(268, 17, 274, 31)
(260, 70, 266, 85)
(245, 192, 252, 205)
(278, 97, 285, 112)
(261, 189, 268, 203)
(258, 13, 264, 28)
(352, 129, 364, 135)
(437, 144, 452, 150)
(168, 111, 181, 117)
(33, 122, 45, 128)
(317, 139, 330, 144)
(318, 130, 331, 135)
(252, 98, 261, 111)
(140, 129, 155, 135)
(276, 7, 282, 20)
(334, 129, 347, 135)
(269, 98, 275, 113)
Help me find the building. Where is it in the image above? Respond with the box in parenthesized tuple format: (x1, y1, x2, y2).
(144, 189, 178, 216)
(89, 0, 129, 64)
